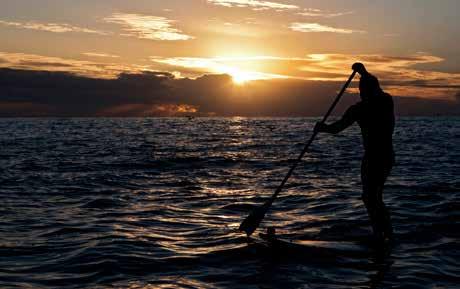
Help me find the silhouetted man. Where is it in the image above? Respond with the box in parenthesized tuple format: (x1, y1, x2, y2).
(315, 63, 395, 244)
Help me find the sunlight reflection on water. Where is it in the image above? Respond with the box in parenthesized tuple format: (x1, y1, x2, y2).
(0, 117, 459, 288)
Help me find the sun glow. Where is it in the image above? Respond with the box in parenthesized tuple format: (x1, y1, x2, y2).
(231, 73, 251, 84)
(225, 67, 262, 84)
(151, 56, 288, 84)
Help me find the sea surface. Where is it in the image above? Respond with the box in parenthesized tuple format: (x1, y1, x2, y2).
(0, 117, 459, 289)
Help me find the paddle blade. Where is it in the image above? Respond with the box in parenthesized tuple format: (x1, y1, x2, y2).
(239, 205, 268, 237)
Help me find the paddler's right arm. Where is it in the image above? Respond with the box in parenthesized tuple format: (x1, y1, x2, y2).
(314, 104, 360, 134)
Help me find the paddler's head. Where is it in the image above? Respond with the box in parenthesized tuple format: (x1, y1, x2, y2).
(352, 62, 367, 75)
(353, 63, 382, 100)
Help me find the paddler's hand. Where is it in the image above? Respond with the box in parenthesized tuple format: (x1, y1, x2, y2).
(314, 122, 328, 133)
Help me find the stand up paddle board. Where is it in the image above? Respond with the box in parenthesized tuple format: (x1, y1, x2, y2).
(248, 228, 382, 259)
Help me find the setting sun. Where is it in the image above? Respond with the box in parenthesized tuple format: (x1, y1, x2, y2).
(227, 68, 263, 84)
(231, 73, 250, 84)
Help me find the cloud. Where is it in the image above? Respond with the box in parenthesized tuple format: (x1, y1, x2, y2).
(295, 54, 446, 79)
(295, 53, 460, 100)
(299, 8, 353, 18)
(104, 13, 193, 41)
(1, 51, 458, 101)
(0, 52, 152, 78)
(0, 68, 179, 117)
(82, 52, 120, 58)
(207, 0, 298, 10)
(289, 22, 365, 34)
(0, 20, 107, 35)
(0, 68, 458, 117)
(151, 56, 288, 83)
(98, 103, 198, 117)
(151, 53, 460, 100)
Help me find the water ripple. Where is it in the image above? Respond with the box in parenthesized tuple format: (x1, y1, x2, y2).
(0, 117, 459, 288)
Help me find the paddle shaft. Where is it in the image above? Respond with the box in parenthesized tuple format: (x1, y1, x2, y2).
(266, 70, 357, 205)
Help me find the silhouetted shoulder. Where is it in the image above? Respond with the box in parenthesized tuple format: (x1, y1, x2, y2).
(384, 92, 394, 104)
(378, 92, 394, 112)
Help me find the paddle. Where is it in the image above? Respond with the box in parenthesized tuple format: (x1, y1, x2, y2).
(239, 69, 357, 237)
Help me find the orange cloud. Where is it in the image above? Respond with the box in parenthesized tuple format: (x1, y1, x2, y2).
(104, 13, 194, 41)
(151, 56, 288, 83)
(150, 53, 460, 99)
(155, 104, 198, 114)
(1, 50, 458, 100)
(289, 22, 365, 34)
(207, 0, 298, 10)
(99, 103, 198, 117)
(0, 52, 153, 78)
(82, 52, 120, 58)
(299, 8, 353, 18)
(0, 20, 107, 35)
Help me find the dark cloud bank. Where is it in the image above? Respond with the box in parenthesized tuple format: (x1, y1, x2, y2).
(0, 68, 458, 117)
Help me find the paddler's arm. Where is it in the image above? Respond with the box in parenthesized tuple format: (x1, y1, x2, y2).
(314, 104, 359, 134)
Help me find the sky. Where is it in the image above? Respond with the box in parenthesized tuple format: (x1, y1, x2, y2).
(0, 0, 459, 116)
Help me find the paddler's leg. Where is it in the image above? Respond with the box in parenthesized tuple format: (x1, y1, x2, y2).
(380, 164, 394, 240)
(381, 197, 393, 240)
(373, 185, 393, 241)
(362, 190, 384, 242)
(361, 159, 385, 242)
(365, 161, 393, 242)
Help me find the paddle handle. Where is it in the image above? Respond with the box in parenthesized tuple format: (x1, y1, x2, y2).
(267, 70, 357, 203)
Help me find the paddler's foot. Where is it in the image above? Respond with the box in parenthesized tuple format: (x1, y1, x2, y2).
(384, 227, 394, 242)
(369, 231, 395, 254)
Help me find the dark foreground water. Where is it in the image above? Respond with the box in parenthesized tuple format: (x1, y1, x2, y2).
(0, 117, 459, 289)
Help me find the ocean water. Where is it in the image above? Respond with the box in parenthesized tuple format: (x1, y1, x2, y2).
(0, 117, 459, 289)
